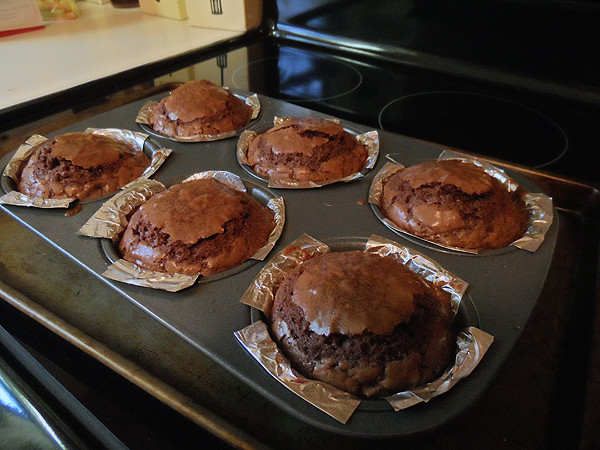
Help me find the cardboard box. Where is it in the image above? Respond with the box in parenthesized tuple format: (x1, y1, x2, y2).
(140, 0, 188, 20)
(186, 0, 262, 31)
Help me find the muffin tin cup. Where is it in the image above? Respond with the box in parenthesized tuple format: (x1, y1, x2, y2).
(78, 171, 285, 292)
(237, 234, 492, 423)
(0, 128, 171, 208)
(368, 151, 554, 255)
(236, 116, 380, 189)
(136, 89, 262, 142)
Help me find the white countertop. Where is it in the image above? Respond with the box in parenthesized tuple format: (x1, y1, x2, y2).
(0, 2, 244, 112)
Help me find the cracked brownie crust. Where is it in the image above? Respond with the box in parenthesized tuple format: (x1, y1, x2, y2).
(382, 160, 529, 250)
(17, 132, 150, 200)
(148, 80, 252, 137)
(118, 178, 274, 276)
(247, 118, 368, 183)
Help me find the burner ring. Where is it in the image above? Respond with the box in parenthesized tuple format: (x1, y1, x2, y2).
(378, 91, 568, 169)
(231, 50, 362, 102)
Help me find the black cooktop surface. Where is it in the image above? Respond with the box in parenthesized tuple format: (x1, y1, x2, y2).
(229, 41, 600, 186)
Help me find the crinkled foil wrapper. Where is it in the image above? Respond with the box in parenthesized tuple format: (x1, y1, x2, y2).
(136, 92, 261, 142)
(236, 117, 380, 188)
(235, 234, 494, 423)
(78, 171, 285, 292)
(0, 128, 171, 208)
(368, 150, 554, 254)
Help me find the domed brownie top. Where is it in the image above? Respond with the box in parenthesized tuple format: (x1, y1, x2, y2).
(162, 80, 239, 123)
(258, 118, 349, 157)
(399, 159, 495, 195)
(290, 251, 447, 336)
(136, 178, 246, 245)
(48, 133, 131, 168)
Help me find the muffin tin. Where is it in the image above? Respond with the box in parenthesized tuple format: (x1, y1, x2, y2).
(0, 90, 558, 438)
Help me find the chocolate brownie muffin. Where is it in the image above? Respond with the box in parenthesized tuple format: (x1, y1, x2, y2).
(270, 250, 455, 398)
(247, 118, 368, 183)
(118, 178, 275, 276)
(17, 132, 150, 201)
(381, 159, 529, 250)
(148, 80, 252, 137)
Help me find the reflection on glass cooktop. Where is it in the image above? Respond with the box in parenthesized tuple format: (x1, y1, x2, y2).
(232, 47, 362, 102)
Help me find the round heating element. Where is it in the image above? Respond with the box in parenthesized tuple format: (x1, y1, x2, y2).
(232, 47, 362, 103)
(378, 91, 568, 169)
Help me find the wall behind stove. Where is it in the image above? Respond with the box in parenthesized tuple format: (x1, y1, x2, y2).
(268, 0, 600, 104)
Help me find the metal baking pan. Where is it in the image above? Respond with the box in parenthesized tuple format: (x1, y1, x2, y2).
(0, 92, 558, 438)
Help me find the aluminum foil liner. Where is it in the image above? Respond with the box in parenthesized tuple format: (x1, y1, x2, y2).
(0, 190, 73, 208)
(136, 91, 261, 142)
(236, 117, 380, 189)
(103, 259, 198, 292)
(386, 326, 494, 411)
(234, 320, 361, 424)
(87, 128, 171, 181)
(368, 150, 554, 254)
(0, 129, 171, 208)
(78, 171, 285, 292)
(78, 178, 166, 239)
(236, 234, 494, 423)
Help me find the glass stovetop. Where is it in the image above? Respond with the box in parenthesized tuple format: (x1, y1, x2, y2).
(221, 40, 600, 186)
